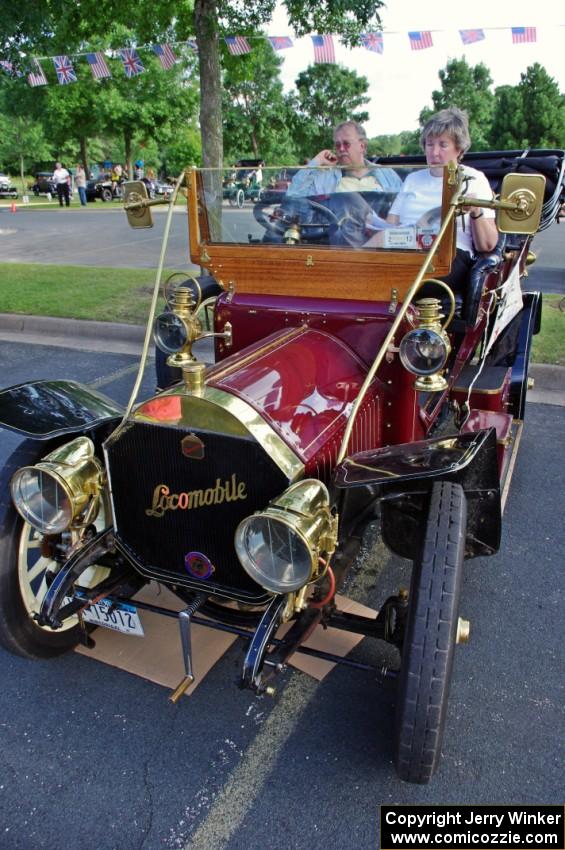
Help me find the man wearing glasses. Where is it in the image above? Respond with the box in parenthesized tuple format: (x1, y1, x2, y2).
(288, 120, 402, 196)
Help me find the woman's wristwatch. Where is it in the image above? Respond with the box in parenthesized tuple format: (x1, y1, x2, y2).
(470, 210, 484, 220)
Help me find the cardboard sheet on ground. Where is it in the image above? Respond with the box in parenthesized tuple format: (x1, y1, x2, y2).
(76, 583, 377, 696)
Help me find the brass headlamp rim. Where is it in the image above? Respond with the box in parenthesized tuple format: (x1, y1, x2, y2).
(11, 453, 103, 533)
(153, 310, 192, 355)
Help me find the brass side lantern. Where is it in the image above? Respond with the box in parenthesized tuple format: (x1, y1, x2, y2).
(399, 296, 453, 393)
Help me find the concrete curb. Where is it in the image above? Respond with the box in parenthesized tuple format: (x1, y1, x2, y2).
(0, 313, 145, 355)
(0, 313, 563, 402)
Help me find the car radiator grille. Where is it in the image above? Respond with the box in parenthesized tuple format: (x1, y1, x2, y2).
(105, 421, 290, 603)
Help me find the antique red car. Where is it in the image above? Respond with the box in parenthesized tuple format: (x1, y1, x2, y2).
(0, 151, 563, 783)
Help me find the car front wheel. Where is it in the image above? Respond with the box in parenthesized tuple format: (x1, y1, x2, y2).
(100, 187, 113, 202)
(394, 481, 467, 783)
(0, 440, 110, 660)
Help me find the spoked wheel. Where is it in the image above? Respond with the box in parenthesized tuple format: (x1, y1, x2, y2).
(394, 481, 467, 783)
(0, 440, 110, 659)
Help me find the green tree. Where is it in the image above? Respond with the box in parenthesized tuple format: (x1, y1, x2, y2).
(517, 63, 565, 148)
(0, 114, 53, 193)
(222, 37, 297, 163)
(2, 0, 386, 169)
(292, 64, 370, 157)
(420, 58, 495, 150)
(489, 85, 525, 149)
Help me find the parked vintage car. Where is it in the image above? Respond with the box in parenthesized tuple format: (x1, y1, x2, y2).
(0, 151, 563, 784)
(29, 171, 56, 196)
(0, 173, 18, 199)
(85, 173, 130, 202)
(222, 158, 264, 207)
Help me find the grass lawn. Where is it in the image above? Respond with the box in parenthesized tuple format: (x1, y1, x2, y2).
(0, 263, 563, 364)
(0, 263, 166, 325)
(531, 294, 565, 366)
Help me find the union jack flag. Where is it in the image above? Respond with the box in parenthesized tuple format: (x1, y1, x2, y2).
(267, 36, 293, 51)
(311, 35, 335, 64)
(225, 36, 251, 56)
(459, 29, 485, 45)
(511, 27, 537, 43)
(53, 55, 77, 85)
(0, 60, 23, 77)
(119, 48, 145, 78)
(360, 32, 384, 54)
(27, 59, 48, 87)
(409, 31, 433, 50)
(86, 52, 111, 80)
(152, 43, 178, 70)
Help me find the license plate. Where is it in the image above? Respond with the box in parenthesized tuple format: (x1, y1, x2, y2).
(80, 598, 144, 636)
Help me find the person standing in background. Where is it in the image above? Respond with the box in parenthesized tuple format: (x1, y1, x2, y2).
(52, 162, 71, 207)
(75, 164, 87, 206)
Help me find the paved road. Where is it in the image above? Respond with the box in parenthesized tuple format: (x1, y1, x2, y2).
(0, 205, 255, 272)
(0, 339, 563, 850)
(0, 206, 564, 292)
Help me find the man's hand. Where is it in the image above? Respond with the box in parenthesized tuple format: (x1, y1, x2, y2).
(312, 149, 338, 166)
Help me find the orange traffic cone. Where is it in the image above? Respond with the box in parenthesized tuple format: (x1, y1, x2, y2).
(10, 202, 17, 213)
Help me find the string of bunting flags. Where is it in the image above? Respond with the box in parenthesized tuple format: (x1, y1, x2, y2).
(0, 25, 556, 88)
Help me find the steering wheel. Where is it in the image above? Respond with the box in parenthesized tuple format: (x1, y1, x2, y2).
(253, 192, 377, 247)
(252, 196, 338, 242)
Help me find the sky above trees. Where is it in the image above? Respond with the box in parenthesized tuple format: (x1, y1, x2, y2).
(270, 0, 565, 134)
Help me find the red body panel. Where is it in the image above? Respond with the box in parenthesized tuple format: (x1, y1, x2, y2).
(214, 293, 399, 367)
(207, 327, 383, 476)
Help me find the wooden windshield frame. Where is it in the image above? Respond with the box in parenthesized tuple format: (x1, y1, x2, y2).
(186, 167, 456, 303)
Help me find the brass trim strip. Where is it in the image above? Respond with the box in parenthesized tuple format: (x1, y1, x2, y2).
(208, 326, 305, 384)
(501, 420, 523, 514)
(136, 385, 304, 483)
(203, 387, 304, 482)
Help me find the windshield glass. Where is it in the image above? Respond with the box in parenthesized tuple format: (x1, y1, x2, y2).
(196, 164, 444, 251)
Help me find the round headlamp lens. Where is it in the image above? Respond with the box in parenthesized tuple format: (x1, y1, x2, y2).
(235, 514, 312, 594)
(399, 328, 448, 376)
(153, 312, 188, 354)
(11, 467, 72, 534)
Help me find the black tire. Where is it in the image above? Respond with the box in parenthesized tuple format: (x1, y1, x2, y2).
(394, 481, 467, 784)
(100, 187, 113, 202)
(236, 189, 244, 209)
(0, 440, 109, 659)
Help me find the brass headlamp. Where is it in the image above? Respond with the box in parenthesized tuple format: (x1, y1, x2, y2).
(235, 480, 337, 594)
(10, 437, 103, 535)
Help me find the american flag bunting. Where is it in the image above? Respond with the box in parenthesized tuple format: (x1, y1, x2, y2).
(119, 48, 145, 78)
(152, 43, 178, 70)
(86, 52, 111, 79)
(360, 32, 384, 54)
(459, 29, 485, 45)
(225, 36, 251, 56)
(53, 55, 77, 85)
(511, 27, 537, 43)
(409, 31, 433, 50)
(267, 36, 293, 51)
(27, 59, 48, 87)
(311, 35, 336, 64)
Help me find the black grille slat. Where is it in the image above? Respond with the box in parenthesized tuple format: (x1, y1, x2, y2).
(106, 421, 290, 602)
